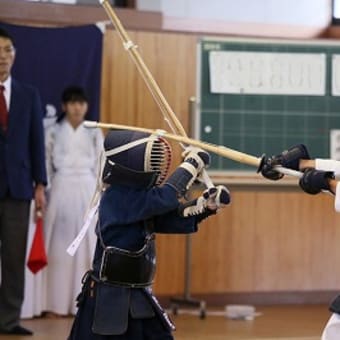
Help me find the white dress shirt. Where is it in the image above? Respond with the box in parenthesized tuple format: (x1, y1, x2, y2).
(0, 76, 12, 111)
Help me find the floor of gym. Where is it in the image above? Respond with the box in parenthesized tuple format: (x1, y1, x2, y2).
(2, 305, 330, 339)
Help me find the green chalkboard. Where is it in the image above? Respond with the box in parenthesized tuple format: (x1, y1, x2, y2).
(197, 37, 340, 171)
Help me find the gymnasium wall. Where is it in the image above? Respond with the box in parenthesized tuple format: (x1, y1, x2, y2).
(1, 0, 340, 304)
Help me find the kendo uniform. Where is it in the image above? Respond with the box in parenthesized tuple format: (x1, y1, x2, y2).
(303, 159, 340, 340)
(68, 130, 230, 340)
(259, 146, 340, 340)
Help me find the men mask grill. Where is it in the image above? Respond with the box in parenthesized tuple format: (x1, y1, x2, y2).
(145, 137, 172, 185)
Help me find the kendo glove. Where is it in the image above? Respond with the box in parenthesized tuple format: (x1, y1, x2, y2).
(260, 144, 310, 181)
(181, 146, 211, 172)
(178, 185, 230, 223)
(329, 295, 340, 314)
(260, 156, 284, 181)
(204, 185, 231, 210)
(165, 147, 211, 196)
(299, 168, 334, 195)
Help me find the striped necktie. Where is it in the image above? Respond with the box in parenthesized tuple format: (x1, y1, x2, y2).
(0, 85, 8, 131)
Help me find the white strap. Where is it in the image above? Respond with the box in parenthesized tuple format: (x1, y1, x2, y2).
(67, 202, 99, 256)
(67, 152, 106, 256)
(179, 161, 197, 177)
(105, 137, 152, 157)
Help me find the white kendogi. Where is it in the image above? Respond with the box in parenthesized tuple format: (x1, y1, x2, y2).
(311, 159, 340, 340)
(43, 119, 102, 315)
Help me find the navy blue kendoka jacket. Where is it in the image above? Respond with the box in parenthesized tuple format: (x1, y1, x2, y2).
(90, 182, 199, 335)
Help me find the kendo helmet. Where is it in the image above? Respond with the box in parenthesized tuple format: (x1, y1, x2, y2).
(102, 130, 172, 189)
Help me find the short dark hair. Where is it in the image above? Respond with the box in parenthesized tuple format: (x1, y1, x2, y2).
(61, 86, 88, 104)
(0, 28, 15, 46)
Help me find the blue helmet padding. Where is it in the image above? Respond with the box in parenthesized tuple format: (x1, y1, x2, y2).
(102, 130, 159, 189)
(102, 161, 158, 189)
(104, 130, 149, 171)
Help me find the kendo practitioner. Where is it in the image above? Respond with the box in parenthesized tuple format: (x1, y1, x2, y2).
(258, 144, 340, 340)
(68, 129, 230, 340)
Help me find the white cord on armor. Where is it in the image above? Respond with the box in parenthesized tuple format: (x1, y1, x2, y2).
(105, 137, 152, 157)
(66, 202, 99, 256)
(67, 151, 106, 256)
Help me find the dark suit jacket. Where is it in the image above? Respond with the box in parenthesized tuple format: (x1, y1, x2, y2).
(0, 78, 47, 200)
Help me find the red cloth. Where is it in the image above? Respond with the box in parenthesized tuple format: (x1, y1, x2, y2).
(0, 86, 8, 131)
(27, 217, 48, 274)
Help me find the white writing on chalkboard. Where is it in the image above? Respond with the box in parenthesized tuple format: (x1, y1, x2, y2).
(330, 129, 340, 161)
(209, 51, 326, 96)
(332, 55, 340, 96)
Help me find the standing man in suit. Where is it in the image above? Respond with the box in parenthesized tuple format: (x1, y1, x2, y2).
(0, 28, 47, 335)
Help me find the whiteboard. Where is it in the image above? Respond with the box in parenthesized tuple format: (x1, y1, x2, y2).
(209, 51, 326, 96)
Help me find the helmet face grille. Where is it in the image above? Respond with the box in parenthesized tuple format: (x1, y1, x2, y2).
(145, 137, 172, 185)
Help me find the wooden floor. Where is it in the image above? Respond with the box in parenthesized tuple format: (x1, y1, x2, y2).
(1, 305, 330, 339)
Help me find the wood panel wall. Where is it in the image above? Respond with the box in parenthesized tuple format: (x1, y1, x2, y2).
(100, 29, 198, 295)
(100, 29, 196, 132)
(101, 29, 340, 299)
(154, 189, 340, 297)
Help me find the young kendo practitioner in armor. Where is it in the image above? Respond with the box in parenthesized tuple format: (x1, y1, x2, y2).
(68, 129, 230, 340)
(258, 144, 340, 340)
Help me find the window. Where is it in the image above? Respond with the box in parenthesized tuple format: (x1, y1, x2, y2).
(333, 0, 340, 23)
(24, 0, 134, 7)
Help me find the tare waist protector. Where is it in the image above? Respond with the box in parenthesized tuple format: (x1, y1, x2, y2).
(99, 235, 156, 287)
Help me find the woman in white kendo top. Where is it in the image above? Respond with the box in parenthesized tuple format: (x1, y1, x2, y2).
(44, 86, 103, 316)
